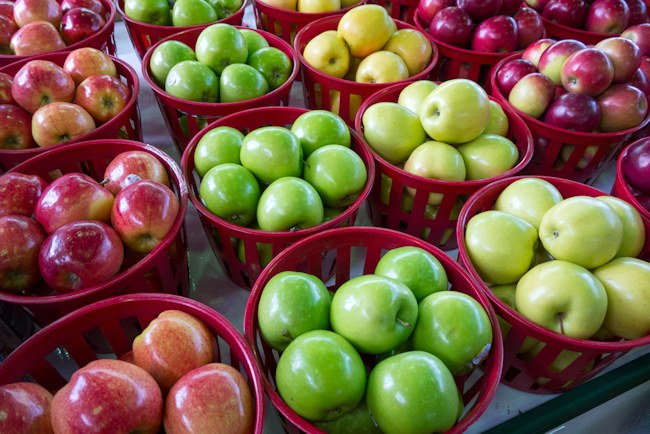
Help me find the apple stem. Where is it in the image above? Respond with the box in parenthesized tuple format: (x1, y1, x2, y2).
(558, 313, 565, 335)
(281, 330, 293, 342)
(395, 318, 412, 328)
(99, 177, 111, 186)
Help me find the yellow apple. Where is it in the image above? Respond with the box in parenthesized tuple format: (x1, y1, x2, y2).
(258, 0, 297, 10)
(297, 0, 340, 13)
(382, 29, 433, 76)
(303, 30, 350, 79)
(355, 51, 409, 84)
(397, 80, 438, 116)
(337, 4, 395, 58)
(456, 134, 519, 180)
(596, 195, 646, 258)
(340, 0, 359, 7)
(329, 91, 362, 125)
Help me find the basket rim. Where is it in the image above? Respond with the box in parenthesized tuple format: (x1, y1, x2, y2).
(541, 15, 620, 39)
(615, 139, 650, 220)
(456, 174, 650, 352)
(0, 139, 189, 306)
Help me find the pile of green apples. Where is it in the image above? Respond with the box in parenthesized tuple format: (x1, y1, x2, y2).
(256, 245, 494, 433)
(148, 23, 293, 103)
(123, 0, 243, 27)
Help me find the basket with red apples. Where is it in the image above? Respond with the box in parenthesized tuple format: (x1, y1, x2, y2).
(0, 0, 116, 67)
(456, 175, 650, 394)
(414, 0, 546, 89)
(0, 48, 142, 172)
(491, 35, 650, 184)
(0, 139, 189, 326)
(0, 293, 266, 433)
(116, 0, 247, 60)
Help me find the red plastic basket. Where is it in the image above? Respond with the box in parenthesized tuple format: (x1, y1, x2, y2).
(353, 81, 534, 251)
(456, 175, 650, 394)
(490, 53, 650, 185)
(611, 139, 650, 261)
(0, 0, 116, 68)
(541, 16, 615, 46)
(142, 26, 300, 152)
(0, 139, 189, 326)
(370, 0, 419, 23)
(180, 106, 375, 290)
(116, 0, 247, 60)
(0, 51, 142, 173)
(294, 15, 439, 126)
(0, 293, 266, 434)
(243, 226, 503, 434)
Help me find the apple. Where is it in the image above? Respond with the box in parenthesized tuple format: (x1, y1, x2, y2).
(366, 351, 459, 434)
(561, 48, 615, 96)
(315, 399, 382, 434)
(355, 50, 409, 84)
(539, 196, 624, 269)
(103, 150, 170, 196)
(195, 23, 248, 75)
(290, 109, 350, 158)
(0, 104, 33, 150)
(515, 7, 545, 50)
(622, 138, 650, 194)
(0, 72, 12, 104)
(0, 172, 48, 217)
(11, 60, 75, 114)
(236, 233, 273, 269)
(521, 38, 556, 68)
(74, 75, 131, 124)
(193, 126, 244, 177)
(494, 177, 563, 230)
(596, 195, 646, 258)
(297, 0, 340, 12)
(149, 40, 196, 87)
(31, 102, 96, 147)
(165, 60, 219, 103)
(596, 37, 642, 83)
(416, 0, 454, 25)
(0, 0, 14, 19)
(257, 270, 331, 351)
(256, 176, 324, 231)
(240, 126, 302, 184)
(133, 309, 216, 392)
(629, 67, 650, 96)
(123, 0, 171, 25)
(382, 28, 433, 77)
(302, 30, 350, 79)
(247, 46, 292, 91)
(39, 220, 124, 292)
(496, 58, 538, 97)
(275, 329, 366, 422)
(456, 134, 519, 180)
(516, 260, 609, 338)
(542, 0, 588, 27)
(538, 39, 587, 86)
(500, 0, 525, 14)
(396, 80, 438, 116)
(13, 0, 62, 28)
(584, 0, 630, 33)
(621, 23, 650, 56)
(0, 15, 17, 54)
(427, 6, 474, 48)
(485, 100, 510, 136)
(240, 28, 270, 59)
(627, 0, 648, 25)
(9, 21, 66, 56)
(471, 15, 518, 53)
(543, 92, 601, 132)
(63, 47, 118, 86)
(51, 359, 163, 434)
(61, 0, 105, 15)
(0, 382, 53, 434)
(508, 72, 556, 119)
(199, 163, 260, 226)
(60, 7, 105, 45)
(464, 210, 538, 284)
(171, 0, 218, 27)
(0, 215, 46, 293)
(219, 63, 269, 103)
(458, 0, 503, 21)
(337, 4, 394, 58)
(209, 0, 244, 19)
(596, 83, 648, 132)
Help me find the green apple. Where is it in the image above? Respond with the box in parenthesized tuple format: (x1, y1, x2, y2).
(456, 134, 519, 180)
(484, 100, 509, 136)
(419, 78, 490, 144)
(596, 196, 646, 258)
(195, 23, 248, 75)
(290, 110, 351, 158)
(207, 0, 243, 19)
(515, 260, 608, 338)
(366, 351, 459, 434)
(256, 177, 324, 231)
(323, 206, 345, 222)
(236, 235, 273, 269)
(489, 284, 537, 354)
(149, 40, 196, 87)
(539, 196, 624, 269)
(247, 47, 292, 91)
(592, 257, 650, 339)
(193, 126, 244, 177)
(219, 63, 269, 103)
(171, 0, 218, 26)
(165, 60, 219, 102)
(330, 274, 418, 354)
(464, 210, 538, 284)
(179, 115, 209, 138)
(396, 80, 438, 116)
(257, 271, 331, 351)
(374, 246, 448, 302)
(314, 399, 382, 434)
(412, 291, 493, 375)
(240, 126, 302, 184)
(124, 0, 171, 25)
(240, 29, 270, 59)
(362, 102, 426, 164)
(494, 177, 563, 230)
(303, 144, 367, 208)
(199, 163, 260, 226)
(275, 330, 366, 422)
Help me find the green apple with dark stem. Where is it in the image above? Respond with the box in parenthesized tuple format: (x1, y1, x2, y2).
(456, 134, 519, 180)
(484, 100, 509, 136)
(195, 23, 248, 75)
(171, 0, 218, 26)
(397, 80, 438, 116)
(149, 40, 196, 87)
(247, 47, 292, 91)
(315, 398, 382, 434)
(330, 274, 418, 354)
(494, 177, 563, 230)
(240, 126, 303, 184)
(207, 0, 243, 19)
(219, 63, 269, 103)
(290, 110, 351, 158)
(124, 0, 171, 25)
(256, 177, 323, 231)
(199, 163, 260, 226)
(165, 60, 219, 102)
(193, 126, 244, 177)
(240, 29, 270, 59)
(596, 196, 646, 258)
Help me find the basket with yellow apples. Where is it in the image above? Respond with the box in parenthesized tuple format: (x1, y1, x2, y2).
(0, 49, 142, 173)
(180, 106, 375, 289)
(0, 0, 117, 68)
(0, 139, 189, 327)
(0, 293, 266, 433)
(294, 4, 440, 126)
(243, 226, 503, 433)
(116, 0, 247, 59)
(456, 174, 650, 394)
(353, 78, 534, 251)
(142, 23, 300, 152)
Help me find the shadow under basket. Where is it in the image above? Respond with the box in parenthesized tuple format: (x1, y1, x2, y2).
(0, 293, 266, 434)
(0, 139, 189, 327)
(456, 175, 650, 394)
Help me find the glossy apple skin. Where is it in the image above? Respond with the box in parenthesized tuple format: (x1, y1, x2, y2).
(0, 1, 14, 20)
(508, 72, 557, 119)
(522, 38, 556, 67)
(596, 37, 642, 84)
(0, 382, 54, 434)
(584, 0, 630, 34)
(0, 104, 34, 150)
(9, 21, 66, 56)
(561, 48, 614, 96)
(0, 172, 48, 217)
(63, 47, 118, 86)
(0, 14, 17, 54)
(542, 0, 588, 27)
(538, 39, 587, 86)
(500, 0, 524, 15)
(60, 7, 106, 45)
(621, 23, 650, 56)
(0, 215, 46, 293)
(457, 0, 503, 22)
(13, 0, 62, 28)
(471, 15, 518, 53)
(627, 0, 649, 25)
(428, 6, 474, 48)
(51, 359, 163, 434)
(60, 0, 105, 15)
(515, 7, 545, 49)
(544, 92, 601, 132)
(630, 65, 650, 96)
(623, 138, 650, 194)
(74, 74, 131, 124)
(596, 83, 648, 132)
(11, 60, 75, 114)
(416, 0, 454, 24)
(31, 101, 96, 147)
(496, 58, 538, 97)
(0, 72, 13, 104)
(103, 150, 170, 195)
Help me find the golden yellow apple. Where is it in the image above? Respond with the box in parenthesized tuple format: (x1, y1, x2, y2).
(297, 0, 340, 13)
(337, 4, 395, 58)
(382, 29, 433, 77)
(355, 51, 409, 84)
(303, 30, 350, 78)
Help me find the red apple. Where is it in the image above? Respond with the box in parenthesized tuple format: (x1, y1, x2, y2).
(542, 0, 588, 27)
(525, 0, 551, 13)
(132, 310, 216, 393)
(60, 7, 105, 45)
(12, 0, 62, 28)
(500, 0, 525, 15)
(103, 150, 170, 196)
(623, 137, 650, 194)
(596, 83, 648, 131)
(496, 58, 538, 97)
(458, 0, 504, 22)
(561, 47, 615, 96)
(60, 0, 105, 15)
(0, 104, 33, 150)
(34, 172, 113, 234)
(74, 75, 130, 124)
(596, 36, 642, 82)
(11, 59, 75, 114)
(416, 0, 454, 25)
(629, 66, 650, 95)
(0, 382, 54, 433)
(584, 0, 630, 33)
(471, 15, 518, 53)
(0, 1, 14, 20)
(31, 102, 96, 147)
(509, 72, 557, 118)
(39, 220, 124, 292)
(0, 72, 14, 104)
(0, 14, 17, 54)
(0, 172, 48, 217)
(63, 47, 118, 86)
(51, 359, 163, 434)
(515, 7, 545, 49)
(0, 215, 45, 293)
(626, 0, 649, 25)
(621, 23, 650, 56)
(640, 55, 650, 78)
(428, 6, 474, 47)
(9, 21, 66, 56)
(164, 363, 255, 434)
(522, 37, 556, 67)
(538, 39, 587, 85)
(543, 92, 602, 131)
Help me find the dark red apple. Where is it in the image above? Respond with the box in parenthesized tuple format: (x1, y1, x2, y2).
(542, 0, 588, 27)
(596, 83, 648, 131)
(584, 0, 630, 33)
(0, 14, 17, 54)
(74, 75, 130, 124)
(103, 150, 170, 196)
(471, 15, 518, 53)
(60, 0, 105, 15)
(544, 92, 601, 131)
(640, 55, 650, 79)
(500, 0, 525, 15)
(621, 23, 650, 56)
(496, 58, 538, 97)
(525, 0, 551, 13)
(538, 39, 587, 85)
(416, 0, 454, 25)
(60, 7, 105, 45)
(515, 7, 545, 49)
(629, 67, 650, 95)
(0, 172, 48, 217)
(623, 138, 650, 193)
(11, 59, 75, 114)
(0, 215, 46, 293)
(31, 101, 96, 147)
(0, 1, 14, 20)
(0, 382, 54, 433)
(0, 72, 13, 104)
(12, 0, 62, 28)
(428, 6, 474, 47)
(0, 104, 33, 150)
(626, 0, 649, 25)
(596, 36, 642, 82)
(9, 21, 66, 56)
(561, 47, 615, 96)
(63, 47, 118, 85)
(457, 0, 504, 22)
(522, 37, 556, 67)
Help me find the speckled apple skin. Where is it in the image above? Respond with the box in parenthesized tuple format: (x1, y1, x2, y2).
(0, 382, 54, 434)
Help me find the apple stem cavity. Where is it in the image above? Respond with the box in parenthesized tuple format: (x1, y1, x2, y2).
(395, 317, 412, 328)
(281, 329, 293, 342)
